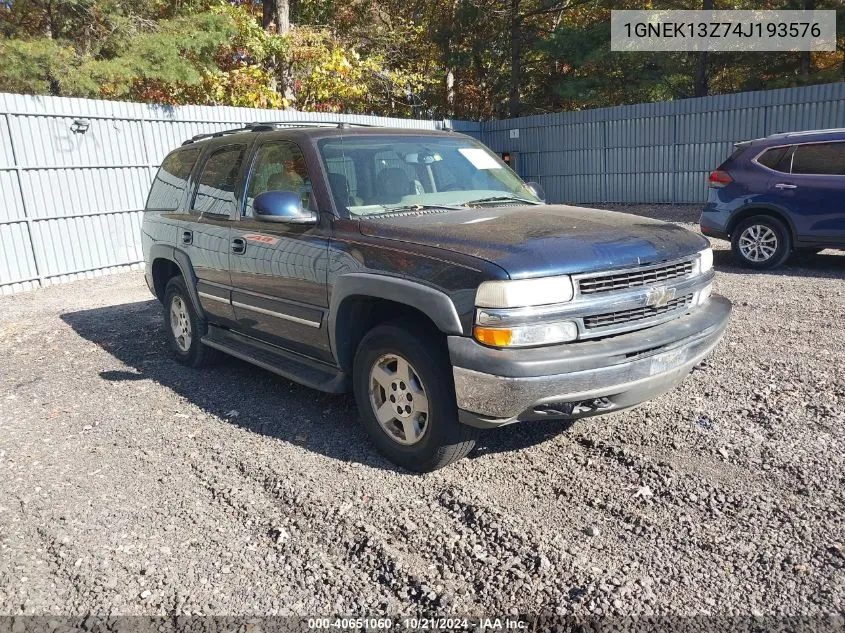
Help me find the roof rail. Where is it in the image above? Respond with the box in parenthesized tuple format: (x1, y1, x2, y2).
(768, 127, 845, 139)
(181, 126, 254, 145)
(181, 120, 381, 145)
(247, 120, 381, 130)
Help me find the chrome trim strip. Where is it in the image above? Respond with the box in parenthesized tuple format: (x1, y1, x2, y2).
(231, 300, 321, 328)
(198, 280, 231, 290)
(198, 291, 230, 304)
(476, 270, 713, 327)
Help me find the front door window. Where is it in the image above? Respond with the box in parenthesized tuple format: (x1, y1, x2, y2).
(245, 141, 314, 216)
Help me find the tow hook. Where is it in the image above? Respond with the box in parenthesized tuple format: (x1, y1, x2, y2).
(585, 397, 613, 410)
(533, 397, 614, 417)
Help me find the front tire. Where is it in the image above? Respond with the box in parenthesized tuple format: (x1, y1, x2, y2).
(353, 321, 479, 472)
(163, 276, 217, 368)
(731, 215, 791, 270)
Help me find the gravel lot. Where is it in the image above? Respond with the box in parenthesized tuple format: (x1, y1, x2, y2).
(1, 204, 843, 619)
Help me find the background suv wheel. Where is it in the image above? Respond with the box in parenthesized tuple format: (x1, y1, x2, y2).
(731, 215, 791, 270)
(353, 320, 479, 472)
(163, 276, 218, 368)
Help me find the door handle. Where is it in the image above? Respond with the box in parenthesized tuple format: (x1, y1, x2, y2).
(181, 230, 193, 245)
(774, 183, 798, 190)
(231, 237, 246, 255)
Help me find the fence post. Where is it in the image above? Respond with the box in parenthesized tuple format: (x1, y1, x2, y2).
(4, 112, 44, 286)
(601, 116, 608, 203)
(672, 110, 678, 205)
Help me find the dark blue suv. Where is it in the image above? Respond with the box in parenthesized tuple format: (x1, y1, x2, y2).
(700, 128, 845, 269)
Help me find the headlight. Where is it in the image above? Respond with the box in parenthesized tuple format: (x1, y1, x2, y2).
(475, 275, 574, 308)
(474, 321, 578, 347)
(698, 247, 713, 274)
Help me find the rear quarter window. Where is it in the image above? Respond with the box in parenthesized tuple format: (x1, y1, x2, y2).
(756, 146, 792, 172)
(145, 148, 200, 211)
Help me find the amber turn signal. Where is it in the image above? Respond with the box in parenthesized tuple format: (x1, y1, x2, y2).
(473, 326, 513, 347)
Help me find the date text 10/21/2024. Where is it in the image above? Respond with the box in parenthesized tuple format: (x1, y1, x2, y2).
(306, 618, 528, 630)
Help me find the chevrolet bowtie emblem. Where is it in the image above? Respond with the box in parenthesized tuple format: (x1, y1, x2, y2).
(645, 285, 676, 308)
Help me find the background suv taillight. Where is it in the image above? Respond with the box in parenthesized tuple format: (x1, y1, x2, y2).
(708, 169, 733, 188)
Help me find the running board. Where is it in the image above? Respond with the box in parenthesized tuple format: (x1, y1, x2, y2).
(202, 325, 349, 393)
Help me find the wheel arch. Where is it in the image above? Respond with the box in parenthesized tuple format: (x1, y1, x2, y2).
(726, 204, 796, 242)
(329, 274, 463, 373)
(147, 244, 204, 317)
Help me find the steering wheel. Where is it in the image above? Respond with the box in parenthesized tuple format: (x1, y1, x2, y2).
(439, 183, 463, 192)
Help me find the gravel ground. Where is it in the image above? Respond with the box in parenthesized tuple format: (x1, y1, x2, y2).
(1, 204, 843, 619)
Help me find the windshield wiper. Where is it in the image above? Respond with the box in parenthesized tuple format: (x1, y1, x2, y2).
(380, 203, 466, 214)
(462, 195, 542, 206)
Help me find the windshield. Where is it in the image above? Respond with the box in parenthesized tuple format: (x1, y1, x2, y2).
(317, 135, 541, 216)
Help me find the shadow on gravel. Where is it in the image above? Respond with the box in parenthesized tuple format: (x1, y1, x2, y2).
(712, 248, 845, 279)
(470, 418, 576, 459)
(61, 300, 572, 471)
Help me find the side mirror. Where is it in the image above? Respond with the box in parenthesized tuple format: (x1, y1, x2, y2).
(254, 190, 317, 224)
(525, 181, 546, 203)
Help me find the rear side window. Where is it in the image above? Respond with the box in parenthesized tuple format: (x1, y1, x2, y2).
(191, 145, 246, 217)
(145, 148, 200, 211)
(791, 142, 845, 176)
(756, 146, 791, 172)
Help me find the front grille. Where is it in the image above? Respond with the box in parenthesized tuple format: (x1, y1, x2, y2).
(579, 260, 693, 295)
(583, 294, 693, 330)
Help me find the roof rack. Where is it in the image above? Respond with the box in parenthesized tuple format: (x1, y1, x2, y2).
(249, 120, 380, 130)
(767, 127, 845, 139)
(181, 120, 380, 145)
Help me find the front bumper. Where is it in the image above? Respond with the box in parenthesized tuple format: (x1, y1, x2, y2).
(449, 295, 731, 427)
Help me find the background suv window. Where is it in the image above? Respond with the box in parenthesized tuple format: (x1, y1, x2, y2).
(756, 146, 791, 173)
(245, 141, 313, 215)
(791, 142, 845, 176)
(146, 148, 200, 211)
(192, 145, 246, 217)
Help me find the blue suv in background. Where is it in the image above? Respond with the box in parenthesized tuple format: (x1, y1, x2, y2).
(700, 128, 845, 269)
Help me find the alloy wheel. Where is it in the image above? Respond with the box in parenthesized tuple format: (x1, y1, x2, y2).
(368, 353, 429, 445)
(738, 224, 778, 262)
(170, 295, 192, 352)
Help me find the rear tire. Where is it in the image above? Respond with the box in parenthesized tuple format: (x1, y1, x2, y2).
(353, 320, 479, 472)
(731, 215, 791, 270)
(163, 276, 218, 368)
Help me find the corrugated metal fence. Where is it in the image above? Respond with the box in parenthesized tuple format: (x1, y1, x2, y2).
(1, 83, 843, 295)
(484, 82, 845, 205)
(0, 93, 477, 295)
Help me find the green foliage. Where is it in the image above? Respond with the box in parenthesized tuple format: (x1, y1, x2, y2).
(0, 1, 236, 98)
(0, 0, 842, 117)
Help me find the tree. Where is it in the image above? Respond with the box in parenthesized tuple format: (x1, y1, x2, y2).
(693, 0, 714, 98)
(263, 0, 290, 34)
(0, 0, 842, 117)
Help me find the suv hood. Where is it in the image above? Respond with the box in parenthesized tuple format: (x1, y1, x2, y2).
(358, 204, 709, 278)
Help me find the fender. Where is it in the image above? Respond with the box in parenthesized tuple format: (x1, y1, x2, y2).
(328, 273, 464, 366)
(148, 243, 205, 318)
(727, 202, 798, 239)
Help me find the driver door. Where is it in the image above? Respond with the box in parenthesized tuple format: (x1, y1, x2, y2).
(228, 140, 333, 362)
